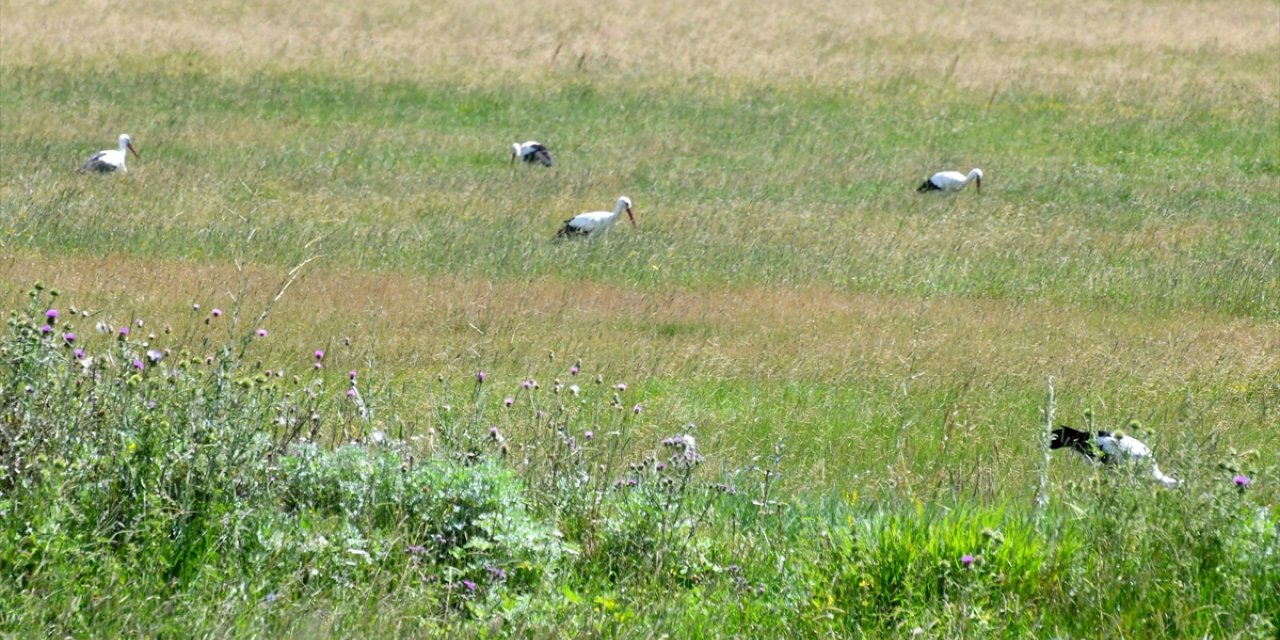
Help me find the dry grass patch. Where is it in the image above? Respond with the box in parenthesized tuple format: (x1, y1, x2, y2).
(5, 251, 1276, 389)
(3, 0, 1276, 96)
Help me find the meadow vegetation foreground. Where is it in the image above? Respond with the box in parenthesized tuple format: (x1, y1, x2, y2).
(1, 0, 1278, 636)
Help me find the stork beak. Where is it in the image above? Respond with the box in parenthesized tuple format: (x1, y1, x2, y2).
(127, 142, 140, 158)
(626, 207, 635, 227)
(975, 177, 981, 194)
(510, 152, 516, 165)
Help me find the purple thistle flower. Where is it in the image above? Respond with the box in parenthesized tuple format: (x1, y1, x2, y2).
(346, 388, 357, 399)
(476, 370, 486, 383)
(45, 309, 59, 321)
(961, 554, 975, 567)
(522, 379, 534, 390)
(118, 326, 130, 338)
(73, 348, 86, 360)
(256, 328, 268, 337)
(569, 365, 579, 376)
(632, 403, 642, 415)
(462, 579, 477, 592)
(349, 369, 358, 380)
(39, 324, 52, 335)
(1234, 474, 1251, 488)
(211, 308, 222, 317)
(132, 359, 144, 370)
(314, 349, 324, 360)
(503, 396, 514, 407)
(406, 545, 426, 555)
(146, 349, 163, 363)
(584, 430, 594, 440)
(63, 332, 76, 343)
(314, 362, 323, 370)
(615, 382, 627, 391)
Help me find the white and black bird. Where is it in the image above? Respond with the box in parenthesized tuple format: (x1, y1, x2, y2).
(555, 196, 635, 239)
(80, 134, 139, 173)
(917, 168, 982, 194)
(1050, 426, 1180, 488)
(511, 141, 554, 167)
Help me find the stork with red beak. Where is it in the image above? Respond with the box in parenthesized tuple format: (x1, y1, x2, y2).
(555, 196, 635, 239)
(917, 168, 982, 194)
(80, 134, 139, 173)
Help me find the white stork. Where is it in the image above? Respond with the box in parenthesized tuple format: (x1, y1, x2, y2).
(1050, 426, 1180, 488)
(511, 141, 554, 167)
(80, 134, 139, 173)
(555, 196, 635, 239)
(917, 168, 982, 194)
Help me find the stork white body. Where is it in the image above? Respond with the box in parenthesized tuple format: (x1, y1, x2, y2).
(918, 168, 982, 194)
(1093, 433, 1180, 488)
(511, 140, 554, 167)
(556, 196, 635, 238)
(81, 134, 139, 173)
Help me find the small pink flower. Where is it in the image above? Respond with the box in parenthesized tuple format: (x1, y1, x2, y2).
(522, 379, 534, 390)
(569, 365, 579, 376)
(346, 388, 357, 399)
(211, 308, 222, 317)
(256, 328, 268, 337)
(349, 370, 358, 380)
(503, 397, 514, 408)
(73, 348, 86, 360)
(476, 370, 486, 384)
(632, 404, 642, 415)
(614, 383, 627, 391)
(132, 359, 144, 370)
(39, 324, 52, 335)
(961, 554, 975, 567)
(584, 431, 594, 440)
(118, 326, 130, 338)
(314, 350, 325, 360)
(314, 362, 323, 370)
(45, 309, 59, 321)
(1234, 474, 1251, 488)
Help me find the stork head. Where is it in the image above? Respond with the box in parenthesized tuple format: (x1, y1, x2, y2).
(121, 134, 139, 158)
(971, 168, 983, 194)
(618, 196, 635, 227)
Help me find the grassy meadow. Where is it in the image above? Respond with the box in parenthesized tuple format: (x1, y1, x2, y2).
(2, 0, 1279, 636)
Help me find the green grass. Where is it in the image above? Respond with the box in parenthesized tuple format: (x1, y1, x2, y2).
(2, 0, 1279, 636)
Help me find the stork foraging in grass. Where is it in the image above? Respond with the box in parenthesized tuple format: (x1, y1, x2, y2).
(511, 141, 554, 167)
(917, 168, 982, 194)
(555, 196, 635, 239)
(1050, 426, 1180, 488)
(80, 134, 139, 173)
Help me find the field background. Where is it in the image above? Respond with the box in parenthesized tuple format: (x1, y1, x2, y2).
(2, 0, 1279, 635)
